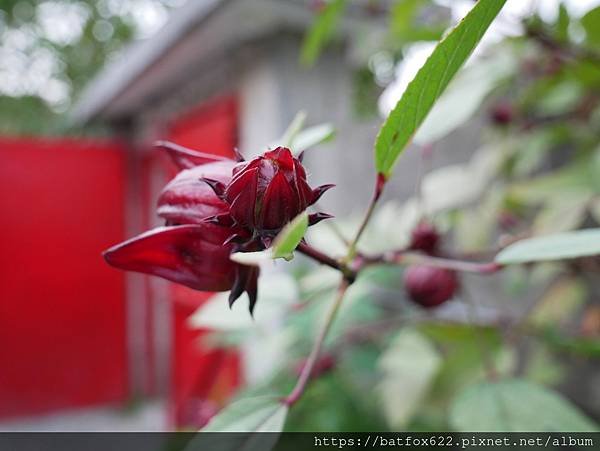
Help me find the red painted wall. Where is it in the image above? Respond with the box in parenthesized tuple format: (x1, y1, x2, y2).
(0, 137, 128, 419)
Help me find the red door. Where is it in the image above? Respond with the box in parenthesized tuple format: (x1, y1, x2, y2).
(161, 96, 243, 428)
(0, 137, 128, 419)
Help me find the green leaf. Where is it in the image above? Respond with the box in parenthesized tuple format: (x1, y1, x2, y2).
(581, 6, 600, 47)
(374, 0, 506, 178)
(450, 379, 597, 431)
(300, 0, 348, 67)
(377, 329, 442, 428)
(292, 123, 336, 154)
(390, 0, 445, 42)
(202, 396, 288, 432)
(272, 211, 309, 260)
(187, 397, 288, 451)
(188, 273, 298, 331)
(532, 193, 591, 235)
(229, 212, 309, 264)
(280, 111, 307, 148)
(276, 112, 335, 154)
(529, 277, 586, 328)
(495, 228, 600, 265)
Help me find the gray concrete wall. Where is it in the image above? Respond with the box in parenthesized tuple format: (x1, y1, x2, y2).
(238, 34, 482, 219)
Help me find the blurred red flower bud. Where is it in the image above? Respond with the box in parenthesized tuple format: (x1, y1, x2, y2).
(220, 147, 333, 236)
(404, 265, 457, 308)
(409, 222, 440, 255)
(490, 102, 513, 125)
(309, 0, 327, 13)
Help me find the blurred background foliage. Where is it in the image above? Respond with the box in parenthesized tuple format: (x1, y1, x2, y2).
(190, 0, 600, 432)
(0, 0, 183, 135)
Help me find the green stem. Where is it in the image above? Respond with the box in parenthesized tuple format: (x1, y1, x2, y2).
(283, 279, 350, 406)
(346, 174, 386, 260)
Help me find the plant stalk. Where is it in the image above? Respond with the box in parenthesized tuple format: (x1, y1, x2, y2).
(297, 242, 356, 280)
(283, 279, 350, 406)
(346, 174, 386, 260)
(389, 252, 502, 274)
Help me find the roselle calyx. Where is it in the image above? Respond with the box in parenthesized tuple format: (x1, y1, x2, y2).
(104, 143, 334, 315)
(206, 147, 333, 242)
(104, 144, 259, 313)
(404, 265, 457, 308)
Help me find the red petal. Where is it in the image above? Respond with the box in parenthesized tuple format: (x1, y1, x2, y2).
(158, 162, 234, 224)
(264, 147, 294, 170)
(225, 167, 259, 228)
(258, 171, 298, 231)
(103, 225, 236, 292)
(155, 140, 231, 170)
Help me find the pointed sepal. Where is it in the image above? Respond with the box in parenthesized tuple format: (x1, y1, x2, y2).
(155, 140, 230, 169)
(201, 177, 227, 199)
(308, 212, 334, 226)
(310, 184, 335, 205)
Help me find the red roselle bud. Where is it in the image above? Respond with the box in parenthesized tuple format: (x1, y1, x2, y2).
(498, 210, 519, 231)
(104, 144, 260, 314)
(404, 265, 457, 308)
(210, 147, 333, 238)
(409, 222, 440, 255)
(490, 102, 513, 125)
(104, 142, 334, 315)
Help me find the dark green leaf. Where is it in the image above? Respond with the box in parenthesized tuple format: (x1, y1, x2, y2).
(374, 0, 507, 178)
(581, 6, 600, 47)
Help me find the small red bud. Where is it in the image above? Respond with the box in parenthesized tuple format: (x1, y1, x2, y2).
(404, 265, 457, 308)
(490, 102, 513, 125)
(498, 211, 519, 231)
(409, 222, 440, 255)
(224, 147, 332, 236)
(309, 0, 327, 13)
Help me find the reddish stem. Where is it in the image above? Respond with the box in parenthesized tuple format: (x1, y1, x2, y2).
(388, 251, 502, 274)
(283, 280, 350, 406)
(297, 242, 356, 281)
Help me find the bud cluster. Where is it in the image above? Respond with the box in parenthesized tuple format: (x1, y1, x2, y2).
(104, 143, 333, 314)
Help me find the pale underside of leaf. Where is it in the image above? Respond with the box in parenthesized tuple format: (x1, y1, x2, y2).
(377, 329, 441, 428)
(495, 228, 600, 265)
(450, 379, 597, 432)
